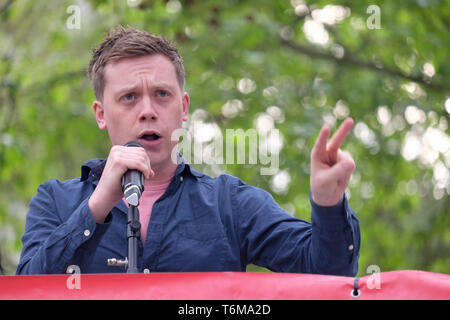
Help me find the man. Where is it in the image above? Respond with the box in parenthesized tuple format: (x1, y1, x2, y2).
(16, 26, 360, 275)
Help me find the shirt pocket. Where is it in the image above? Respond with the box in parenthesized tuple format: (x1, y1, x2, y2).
(176, 223, 226, 271)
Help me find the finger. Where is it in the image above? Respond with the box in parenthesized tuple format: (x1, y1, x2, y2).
(311, 124, 330, 161)
(130, 147, 153, 179)
(327, 118, 354, 164)
(136, 150, 154, 180)
(337, 149, 355, 164)
(115, 148, 153, 180)
(121, 147, 154, 179)
(147, 156, 155, 179)
(327, 159, 355, 185)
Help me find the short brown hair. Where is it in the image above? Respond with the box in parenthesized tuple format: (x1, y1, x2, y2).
(87, 25, 185, 101)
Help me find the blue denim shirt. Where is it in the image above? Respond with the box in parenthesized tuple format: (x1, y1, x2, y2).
(16, 156, 360, 276)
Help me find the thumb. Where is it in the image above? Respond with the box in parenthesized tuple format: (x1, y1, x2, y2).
(147, 169, 155, 180)
(328, 160, 355, 183)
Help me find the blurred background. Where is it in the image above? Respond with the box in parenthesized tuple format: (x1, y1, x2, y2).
(0, 0, 449, 276)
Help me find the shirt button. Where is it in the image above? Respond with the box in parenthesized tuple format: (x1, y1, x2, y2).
(143, 268, 150, 273)
(180, 176, 184, 182)
(84, 229, 91, 237)
(348, 244, 354, 251)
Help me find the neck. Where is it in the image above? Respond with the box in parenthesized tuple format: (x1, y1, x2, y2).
(149, 160, 177, 182)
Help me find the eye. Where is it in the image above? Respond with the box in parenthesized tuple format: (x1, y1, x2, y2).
(157, 90, 169, 98)
(122, 93, 136, 102)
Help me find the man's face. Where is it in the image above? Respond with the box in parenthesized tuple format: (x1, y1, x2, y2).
(93, 54, 189, 173)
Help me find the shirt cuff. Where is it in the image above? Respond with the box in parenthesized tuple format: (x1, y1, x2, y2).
(309, 190, 350, 231)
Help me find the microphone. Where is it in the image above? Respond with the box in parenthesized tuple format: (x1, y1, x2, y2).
(121, 141, 145, 206)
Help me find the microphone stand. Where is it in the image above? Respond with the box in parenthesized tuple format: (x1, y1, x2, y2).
(107, 141, 145, 273)
(126, 204, 140, 273)
(107, 203, 142, 273)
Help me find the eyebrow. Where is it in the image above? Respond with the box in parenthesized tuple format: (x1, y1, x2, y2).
(114, 82, 178, 97)
(114, 83, 139, 97)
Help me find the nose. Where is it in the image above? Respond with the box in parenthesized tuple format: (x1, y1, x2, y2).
(139, 95, 157, 122)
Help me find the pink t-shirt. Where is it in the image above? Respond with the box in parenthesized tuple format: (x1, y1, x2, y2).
(123, 177, 172, 245)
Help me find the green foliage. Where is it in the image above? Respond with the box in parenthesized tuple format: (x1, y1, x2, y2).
(0, 0, 448, 276)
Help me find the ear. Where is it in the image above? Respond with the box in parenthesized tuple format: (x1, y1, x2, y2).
(93, 100, 107, 130)
(181, 92, 190, 122)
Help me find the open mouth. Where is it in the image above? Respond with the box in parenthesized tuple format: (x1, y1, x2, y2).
(140, 133, 161, 141)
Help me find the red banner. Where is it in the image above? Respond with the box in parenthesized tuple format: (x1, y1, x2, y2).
(1, 270, 449, 300)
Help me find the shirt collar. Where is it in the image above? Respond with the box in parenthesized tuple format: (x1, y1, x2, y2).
(80, 158, 106, 182)
(174, 153, 204, 178)
(80, 153, 202, 183)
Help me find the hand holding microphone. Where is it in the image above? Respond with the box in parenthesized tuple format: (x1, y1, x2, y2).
(88, 141, 154, 223)
(122, 141, 145, 207)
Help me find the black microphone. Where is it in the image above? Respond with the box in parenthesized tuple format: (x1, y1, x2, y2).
(121, 141, 145, 206)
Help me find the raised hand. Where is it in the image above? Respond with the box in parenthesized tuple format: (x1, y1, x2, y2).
(310, 117, 356, 206)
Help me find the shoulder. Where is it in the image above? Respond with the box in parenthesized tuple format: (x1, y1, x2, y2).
(34, 177, 89, 206)
(190, 168, 241, 189)
(35, 158, 102, 199)
(192, 169, 273, 202)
